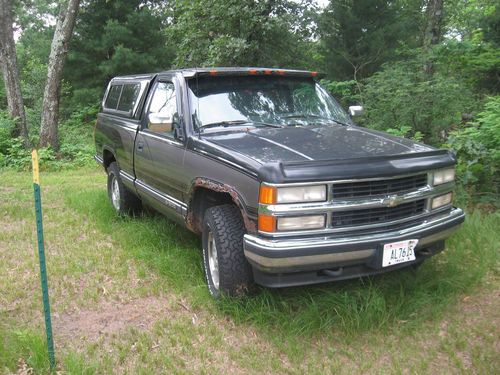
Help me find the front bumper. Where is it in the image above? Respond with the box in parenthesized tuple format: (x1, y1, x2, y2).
(243, 207, 465, 287)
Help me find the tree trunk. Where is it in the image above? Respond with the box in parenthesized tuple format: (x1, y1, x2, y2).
(0, 0, 30, 147)
(423, 0, 444, 76)
(39, 0, 80, 150)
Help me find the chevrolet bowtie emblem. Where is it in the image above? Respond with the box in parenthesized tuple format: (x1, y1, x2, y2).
(385, 195, 402, 207)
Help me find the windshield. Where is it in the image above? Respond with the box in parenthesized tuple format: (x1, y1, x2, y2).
(187, 75, 351, 131)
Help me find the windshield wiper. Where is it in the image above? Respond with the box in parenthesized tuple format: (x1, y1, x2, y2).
(199, 120, 250, 130)
(280, 114, 351, 127)
(199, 120, 284, 132)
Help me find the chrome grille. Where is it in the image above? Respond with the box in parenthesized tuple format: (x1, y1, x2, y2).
(332, 174, 428, 199)
(331, 199, 426, 227)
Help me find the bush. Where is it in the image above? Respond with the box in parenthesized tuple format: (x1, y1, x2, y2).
(447, 96, 500, 204)
(0, 104, 98, 171)
(362, 54, 475, 145)
(320, 79, 361, 108)
(58, 104, 98, 167)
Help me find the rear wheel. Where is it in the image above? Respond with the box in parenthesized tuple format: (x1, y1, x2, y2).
(107, 162, 141, 215)
(202, 204, 255, 298)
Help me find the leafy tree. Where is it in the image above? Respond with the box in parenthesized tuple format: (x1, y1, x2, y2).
(65, 0, 173, 106)
(447, 95, 500, 199)
(362, 50, 475, 144)
(167, 0, 316, 68)
(317, 0, 423, 81)
(39, 0, 81, 150)
(0, 0, 30, 146)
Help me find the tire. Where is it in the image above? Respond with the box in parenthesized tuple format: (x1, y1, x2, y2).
(107, 162, 141, 215)
(202, 204, 255, 298)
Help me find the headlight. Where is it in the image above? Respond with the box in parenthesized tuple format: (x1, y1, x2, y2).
(277, 215, 325, 231)
(259, 184, 327, 204)
(431, 192, 453, 209)
(433, 168, 455, 185)
(277, 185, 327, 203)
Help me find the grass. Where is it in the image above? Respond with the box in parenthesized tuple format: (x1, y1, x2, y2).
(0, 166, 499, 374)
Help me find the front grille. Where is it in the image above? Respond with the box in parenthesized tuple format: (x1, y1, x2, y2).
(332, 174, 428, 199)
(331, 199, 426, 227)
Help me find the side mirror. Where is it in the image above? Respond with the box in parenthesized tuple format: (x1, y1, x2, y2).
(349, 105, 364, 117)
(148, 112, 172, 126)
(148, 112, 173, 133)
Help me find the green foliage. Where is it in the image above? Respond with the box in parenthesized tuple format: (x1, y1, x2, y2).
(317, 0, 423, 81)
(167, 0, 315, 68)
(58, 104, 99, 167)
(65, 0, 173, 106)
(362, 52, 475, 144)
(320, 79, 360, 108)
(435, 38, 500, 95)
(0, 105, 97, 171)
(447, 96, 500, 202)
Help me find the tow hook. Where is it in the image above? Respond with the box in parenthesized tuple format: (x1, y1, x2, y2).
(417, 248, 432, 257)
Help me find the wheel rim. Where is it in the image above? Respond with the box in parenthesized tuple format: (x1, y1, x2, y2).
(111, 175, 120, 211)
(207, 230, 219, 290)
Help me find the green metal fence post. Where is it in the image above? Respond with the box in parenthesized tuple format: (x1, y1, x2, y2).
(31, 149, 56, 370)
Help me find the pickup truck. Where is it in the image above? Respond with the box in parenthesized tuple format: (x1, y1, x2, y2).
(94, 67, 465, 298)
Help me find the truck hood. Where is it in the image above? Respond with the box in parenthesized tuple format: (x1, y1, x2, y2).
(203, 124, 433, 163)
(195, 124, 455, 183)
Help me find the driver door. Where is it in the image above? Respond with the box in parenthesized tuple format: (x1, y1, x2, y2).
(134, 78, 187, 216)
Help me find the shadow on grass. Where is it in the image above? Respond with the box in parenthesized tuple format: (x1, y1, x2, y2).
(65, 188, 499, 339)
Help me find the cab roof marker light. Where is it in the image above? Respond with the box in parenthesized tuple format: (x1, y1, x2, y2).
(249, 69, 258, 75)
(209, 69, 217, 76)
(311, 71, 318, 77)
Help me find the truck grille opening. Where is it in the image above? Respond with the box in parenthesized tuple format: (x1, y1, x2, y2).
(332, 174, 428, 199)
(331, 199, 426, 227)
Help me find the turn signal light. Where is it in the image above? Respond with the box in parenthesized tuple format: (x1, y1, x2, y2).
(259, 185, 277, 204)
(258, 215, 276, 232)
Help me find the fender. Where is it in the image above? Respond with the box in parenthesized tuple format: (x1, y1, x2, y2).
(186, 177, 257, 234)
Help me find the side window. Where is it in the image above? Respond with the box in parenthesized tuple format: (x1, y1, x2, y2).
(104, 84, 122, 109)
(117, 83, 140, 112)
(147, 82, 177, 135)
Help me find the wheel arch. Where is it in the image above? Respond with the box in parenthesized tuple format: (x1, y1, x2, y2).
(102, 146, 116, 171)
(186, 178, 257, 235)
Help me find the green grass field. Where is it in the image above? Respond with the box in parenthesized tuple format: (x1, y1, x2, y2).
(1, 167, 499, 374)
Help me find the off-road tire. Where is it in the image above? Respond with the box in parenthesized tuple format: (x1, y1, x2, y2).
(107, 162, 141, 215)
(202, 204, 255, 298)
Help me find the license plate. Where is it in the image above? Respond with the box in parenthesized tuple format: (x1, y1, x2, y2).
(382, 239, 418, 267)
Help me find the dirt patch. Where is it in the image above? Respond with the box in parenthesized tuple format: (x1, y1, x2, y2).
(53, 296, 171, 344)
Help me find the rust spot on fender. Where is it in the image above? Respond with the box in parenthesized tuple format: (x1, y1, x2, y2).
(186, 178, 257, 234)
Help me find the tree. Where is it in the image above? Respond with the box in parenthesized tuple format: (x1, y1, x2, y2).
(317, 0, 423, 82)
(0, 0, 30, 147)
(423, 0, 444, 76)
(39, 0, 80, 150)
(64, 0, 173, 107)
(167, 0, 316, 69)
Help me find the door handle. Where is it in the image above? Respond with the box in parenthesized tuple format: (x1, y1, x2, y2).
(137, 141, 144, 152)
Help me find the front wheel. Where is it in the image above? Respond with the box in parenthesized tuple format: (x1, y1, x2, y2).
(202, 204, 255, 298)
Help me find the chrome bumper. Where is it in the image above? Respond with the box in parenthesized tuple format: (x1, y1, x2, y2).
(244, 207, 465, 274)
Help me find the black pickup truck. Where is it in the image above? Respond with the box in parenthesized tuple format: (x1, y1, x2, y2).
(94, 67, 465, 298)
